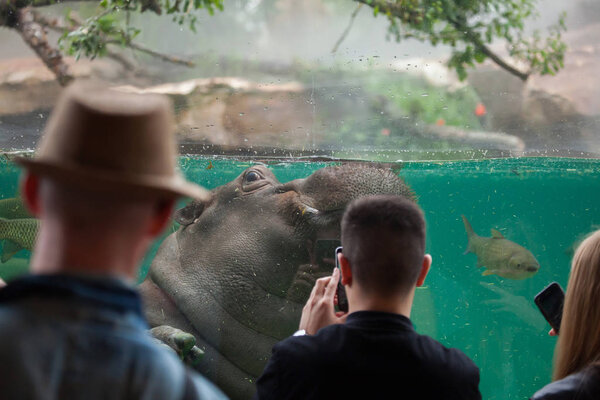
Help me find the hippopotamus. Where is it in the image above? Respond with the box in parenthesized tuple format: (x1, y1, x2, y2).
(139, 163, 415, 399)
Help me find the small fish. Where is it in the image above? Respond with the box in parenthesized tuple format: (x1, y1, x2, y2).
(462, 215, 540, 280)
(0, 197, 31, 220)
(0, 218, 39, 263)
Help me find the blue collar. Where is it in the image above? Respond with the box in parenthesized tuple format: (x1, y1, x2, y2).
(0, 274, 144, 317)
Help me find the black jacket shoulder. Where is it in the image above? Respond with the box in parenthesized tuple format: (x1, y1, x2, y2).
(255, 312, 481, 400)
(531, 365, 600, 400)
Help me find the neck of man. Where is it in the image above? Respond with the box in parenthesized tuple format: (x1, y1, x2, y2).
(346, 285, 416, 318)
(30, 219, 146, 282)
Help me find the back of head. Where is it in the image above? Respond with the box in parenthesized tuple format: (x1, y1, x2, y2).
(341, 195, 426, 297)
(40, 178, 163, 237)
(554, 229, 600, 380)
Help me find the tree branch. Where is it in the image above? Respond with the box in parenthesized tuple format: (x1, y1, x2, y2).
(16, 7, 74, 86)
(33, 9, 193, 69)
(106, 39, 195, 67)
(1, 0, 98, 27)
(354, 0, 531, 81)
(1, 0, 165, 28)
(446, 17, 530, 81)
(331, 3, 362, 54)
(31, 10, 138, 71)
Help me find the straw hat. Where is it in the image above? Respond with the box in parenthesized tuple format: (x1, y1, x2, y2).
(15, 81, 210, 201)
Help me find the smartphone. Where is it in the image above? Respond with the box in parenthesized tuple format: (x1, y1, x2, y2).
(534, 282, 565, 333)
(335, 246, 349, 313)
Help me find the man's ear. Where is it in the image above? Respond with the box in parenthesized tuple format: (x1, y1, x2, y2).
(339, 253, 353, 287)
(21, 172, 41, 216)
(416, 254, 432, 287)
(148, 199, 176, 236)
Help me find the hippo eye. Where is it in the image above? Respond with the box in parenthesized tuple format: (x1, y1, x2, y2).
(246, 171, 260, 182)
(242, 168, 272, 193)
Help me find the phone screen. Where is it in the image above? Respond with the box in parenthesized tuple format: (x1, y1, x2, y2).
(534, 282, 565, 333)
(335, 246, 349, 313)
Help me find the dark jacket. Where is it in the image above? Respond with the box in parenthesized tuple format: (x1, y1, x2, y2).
(531, 365, 600, 400)
(254, 311, 481, 400)
(0, 274, 227, 400)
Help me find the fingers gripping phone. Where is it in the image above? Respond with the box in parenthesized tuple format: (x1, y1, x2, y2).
(335, 247, 349, 313)
(534, 282, 565, 334)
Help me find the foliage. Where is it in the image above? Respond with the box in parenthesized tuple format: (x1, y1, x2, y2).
(311, 67, 481, 152)
(59, 0, 223, 59)
(358, 0, 567, 80)
(363, 72, 483, 129)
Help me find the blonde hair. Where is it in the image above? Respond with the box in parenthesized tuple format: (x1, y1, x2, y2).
(553, 229, 600, 380)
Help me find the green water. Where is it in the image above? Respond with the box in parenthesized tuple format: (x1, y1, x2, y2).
(2, 155, 600, 399)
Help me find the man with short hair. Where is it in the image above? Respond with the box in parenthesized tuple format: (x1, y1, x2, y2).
(254, 195, 481, 399)
(0, 83, 227, 399)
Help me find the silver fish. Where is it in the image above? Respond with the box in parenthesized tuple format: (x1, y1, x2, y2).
(462, 215, 540, 280)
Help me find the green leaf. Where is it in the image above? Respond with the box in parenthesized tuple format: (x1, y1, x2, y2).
(474, 49, 486, 63)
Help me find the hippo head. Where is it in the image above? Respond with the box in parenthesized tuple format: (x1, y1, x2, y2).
(140, 164, 414, 399)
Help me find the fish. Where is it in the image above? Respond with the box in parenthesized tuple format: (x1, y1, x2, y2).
(0, 218, 39, 263)
(462, 215, 540, 280)
(0, 197, 31, 220)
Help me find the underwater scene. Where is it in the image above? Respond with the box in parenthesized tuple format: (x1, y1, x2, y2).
(1, 155, 600, 400)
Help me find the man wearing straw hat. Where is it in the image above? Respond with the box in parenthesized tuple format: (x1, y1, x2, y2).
(0, 82, 227, 399)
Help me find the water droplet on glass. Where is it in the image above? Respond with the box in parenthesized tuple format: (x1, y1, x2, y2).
(239, 113, 245, 117)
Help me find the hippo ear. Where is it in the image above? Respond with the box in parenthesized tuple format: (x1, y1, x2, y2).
(174, 201, 206, 226)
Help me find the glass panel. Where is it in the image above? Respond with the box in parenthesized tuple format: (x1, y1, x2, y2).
(1, 0, 599, 399)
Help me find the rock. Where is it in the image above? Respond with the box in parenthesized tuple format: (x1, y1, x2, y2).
(527, 23, 600, 118)
(467, 22, 600, 150)
(0, 57, 125, 116)
(521, 90, 579, 127)
(117, 78, 315, 148)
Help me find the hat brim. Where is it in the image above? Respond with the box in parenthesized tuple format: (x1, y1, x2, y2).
(14, 157, 211, 202)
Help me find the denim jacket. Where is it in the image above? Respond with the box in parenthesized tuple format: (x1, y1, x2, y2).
(0, 274, 228, 400)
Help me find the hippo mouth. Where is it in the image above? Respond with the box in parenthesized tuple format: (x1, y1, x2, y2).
(526, 266, 539, 272)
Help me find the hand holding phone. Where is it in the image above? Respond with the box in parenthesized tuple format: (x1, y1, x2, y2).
(335, 246, 349, 313)
(534, 282, 565, 334)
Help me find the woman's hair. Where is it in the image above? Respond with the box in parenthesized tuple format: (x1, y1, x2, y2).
(553, 229, 600, 380)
